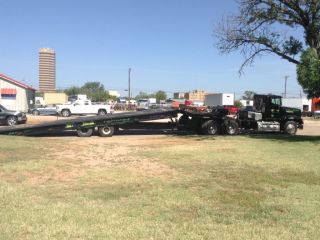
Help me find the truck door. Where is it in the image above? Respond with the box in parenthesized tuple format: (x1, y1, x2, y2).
(269, 97, 282, 119)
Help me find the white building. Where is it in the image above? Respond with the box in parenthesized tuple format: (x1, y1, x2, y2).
(0, 73, 36, 111)
(282, 97, 312, 112)
(240, 99, 254, 107)
(108, 90, 120, 98)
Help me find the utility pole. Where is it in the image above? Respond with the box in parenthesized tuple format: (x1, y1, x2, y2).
(284, 75, 289, 98)
(128, 67, 131, 101)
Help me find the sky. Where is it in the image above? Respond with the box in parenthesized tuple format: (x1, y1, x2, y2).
(0, 0, 304, 98)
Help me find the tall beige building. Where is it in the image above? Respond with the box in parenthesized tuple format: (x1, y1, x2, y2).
(39, 48, 56, 92)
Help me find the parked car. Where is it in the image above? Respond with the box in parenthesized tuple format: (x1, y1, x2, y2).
(137, 99, 149, 110)
(0, 104, 27, 126)
(314, 110, 320, 119)
(29, 104, 58, 116)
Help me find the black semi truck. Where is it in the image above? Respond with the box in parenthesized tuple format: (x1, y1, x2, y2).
(177, 94, 304, 135)
(0, 94, 303, 137)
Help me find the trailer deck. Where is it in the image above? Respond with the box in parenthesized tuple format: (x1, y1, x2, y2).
(0, 109, 179, 136)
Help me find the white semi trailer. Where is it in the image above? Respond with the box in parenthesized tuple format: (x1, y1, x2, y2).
(204, 93, 235, 106)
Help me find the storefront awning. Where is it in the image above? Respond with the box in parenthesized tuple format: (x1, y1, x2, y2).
(1, 88, 17, 95)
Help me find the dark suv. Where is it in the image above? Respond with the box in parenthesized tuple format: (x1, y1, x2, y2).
(0, 104, 27, 126)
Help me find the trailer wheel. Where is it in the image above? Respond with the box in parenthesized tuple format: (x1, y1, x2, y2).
(77, 128, 93, 137)
(201, 120, 219, 135)
(61, 109, 71, 117)
(225, 120, 239, 135)
(98, 109, 107, 116)
(98, 126, 114, 137)
(284, 121, 297, 135)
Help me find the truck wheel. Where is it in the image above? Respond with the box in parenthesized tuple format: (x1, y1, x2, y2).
(284, 121, 297, 135)
(61, 109, 71, 117)
(6, 116, 18, 126)
(77, 128, 93, 137)
(98, 109, 107, 115)
(98, 126, 114, 137)
(201, 120, 219, 135)
(225, 120, 239, 135)
(33, 110, 40, 116)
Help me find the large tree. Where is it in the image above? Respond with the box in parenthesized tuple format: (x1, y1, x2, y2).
(215, 0, 320, 72)
(297, 48, 320, 97)
(64, 82, 115, 102)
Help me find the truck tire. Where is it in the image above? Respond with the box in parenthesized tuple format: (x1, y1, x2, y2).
(225, 119, 239, 135)
(201, 120, 219, 135)
(61, 109, 71, 117)
(284, 121, 297, 135)
(77, 128, 93, 137)
(98, 109, 107, 116)
(6, 116, 18, 126)
(98, 126, 114, 137)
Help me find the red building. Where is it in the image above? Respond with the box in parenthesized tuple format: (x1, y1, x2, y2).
(312, 98, 320, 112)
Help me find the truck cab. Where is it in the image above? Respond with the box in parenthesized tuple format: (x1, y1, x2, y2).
(238, 94, 303, 134)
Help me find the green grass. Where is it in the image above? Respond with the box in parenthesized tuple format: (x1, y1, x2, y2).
(0, 134, 320, 239)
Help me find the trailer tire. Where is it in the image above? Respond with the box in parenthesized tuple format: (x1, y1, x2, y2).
(98, 109, 107, 116)
(201, 120, 219, 135)
(225, 120, 239, 135)
(98, 126, 114, 137)
(61, 109, 71, 117)
(77, 128, 93, 137)
(284, 121, 297, 135)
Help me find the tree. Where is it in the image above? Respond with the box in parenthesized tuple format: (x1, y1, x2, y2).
(64, 82, 114, 102)
(155, 90, 167, 103)
(135, 92, 150, 100)
(64, 86, 81, 96)
(242, 90, 256, 100)
(297, 48, 320, 98)
(215, 0, 320, 73)
(234, 100, 243, 108)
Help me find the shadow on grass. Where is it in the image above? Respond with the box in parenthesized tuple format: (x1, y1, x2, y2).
(245, 133, 320, 143)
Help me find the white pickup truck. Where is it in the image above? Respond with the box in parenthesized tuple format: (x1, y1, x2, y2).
(57, 100, 113, 117)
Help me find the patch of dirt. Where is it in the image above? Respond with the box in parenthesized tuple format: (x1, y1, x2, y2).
(45, 137, 180, 179)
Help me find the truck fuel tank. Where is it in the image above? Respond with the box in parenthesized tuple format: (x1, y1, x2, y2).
(248, 111, 262, 121)
(257, 121, 280, 132)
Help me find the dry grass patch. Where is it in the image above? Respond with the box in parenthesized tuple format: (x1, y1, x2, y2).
(1, 134, 320, 239)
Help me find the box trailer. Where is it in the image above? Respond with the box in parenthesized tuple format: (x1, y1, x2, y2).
(204, 93, 234, 106)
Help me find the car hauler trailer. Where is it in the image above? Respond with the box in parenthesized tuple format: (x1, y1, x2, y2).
(0, 108, 235, 137)
(0, 94, 304, 137)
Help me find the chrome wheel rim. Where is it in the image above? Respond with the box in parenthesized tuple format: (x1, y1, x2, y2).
(8, 117, 17, 126)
